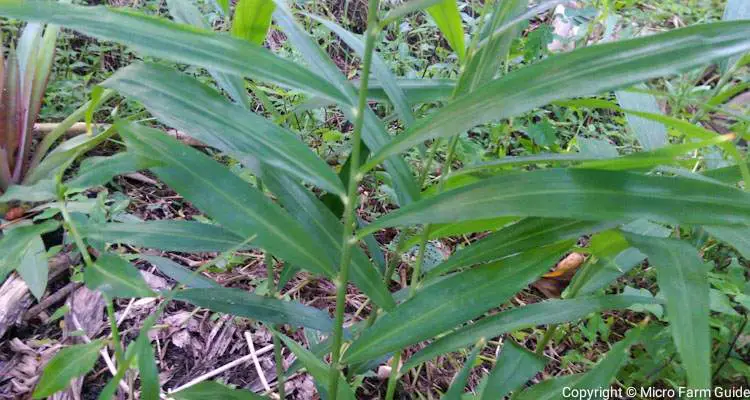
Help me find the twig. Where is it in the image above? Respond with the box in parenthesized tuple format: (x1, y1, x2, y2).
(244, 331, 275, 398)
(24, 281, 82, 321)
(168, 344, 274, 393)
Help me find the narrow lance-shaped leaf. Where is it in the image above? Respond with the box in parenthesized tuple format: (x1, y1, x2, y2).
(404, 294, 663, 371)
(624, 234, 711, 391)
(272, 4, 420, 205)
(118, 122, 335, 277)
(174, 287, 334, 332)
(616, 86, 668, 151)
(344, 242, 572, 364)
(103, 63, 345, 196)
(139, 255, 221, 289)
(567, 329, 642, 396)
(443, 341, 484, 400)
(232, 0, 276, 45)
(78, 220, 251, 253)
(171, 382, 266, 400)
(84, 253, 156, 298)
(426, 0, 466, 61)
(0, 1, 347, 103)
(359, 168, 750, 236)
(16, 235, 48, 300)
(480, 340, 546, 400)
(362, 21, 750, 169)
(0, 220, 59, 281)
(704, 225, 750, 259)
(32, 340, 106, 399)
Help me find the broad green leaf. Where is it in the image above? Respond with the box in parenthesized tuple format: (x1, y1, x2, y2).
(443, 341, 483, 400)
(135, 335, 160, 400)
(480, 340, 546, 400)
(704, 225, 750, 259)
(578, 137, 618, 158)
(568, 330, 641, 395)
(426, 0, 466, 61)
(166, 0, 253, 109)
(16, 235, 47, 300)
(103, 63, 344, 196)
(427, 218, 616, 279)
(306, 78, 456, 109)
(359, 169, 750, 236)
(78, 220, 250, 253)
(174, 288, 333, 332)
(344, 242, 572, 364)
(139, 255, 221, 289)
(32, 340, 106, 398)
(259, 167, 396, 310)
(171, 382, 266, 400)
(232, 0, 275, 45)
(703, 162, 750, 184)
(0, 220, 59, 281)
(276, 333, 356, 400)
(403, 294, 662, 370)
(0, 179, 56, 202)
(363, 21, 750, 169)
(0, 1, 346, 103)
(624, 234, 711, 391)
(85, 253, 155, 298)
(272, 4, 420, 205)
(118, 122, 335, 277)
(452, 153, 604, 178)
(310, 14, 416, 126)
(66, 152, 159, 192)
(616, 86, 668, 151)
(456, 0, 526, 96)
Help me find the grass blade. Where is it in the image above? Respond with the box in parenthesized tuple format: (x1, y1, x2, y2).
(480, 340, 546, 400)
(426, 0, 466, 61)
(232, 0, 275, 45)
(443, 341, 483, 400)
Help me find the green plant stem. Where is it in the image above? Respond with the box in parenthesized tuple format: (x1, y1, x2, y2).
(329, 0, 379, 397)
(105, 297, 125, 365)
(385, 352, 401, 400)
(535, 324, 558, 355)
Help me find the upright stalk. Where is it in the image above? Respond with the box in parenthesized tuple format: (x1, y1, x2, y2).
(329, 0, 380, 397)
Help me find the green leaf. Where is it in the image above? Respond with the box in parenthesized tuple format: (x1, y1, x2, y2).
(403, 294, 662, 371)
(514, 374, 582, 400)
(16, 235, 48, 300)
(566, 330, 641, 397)
(426, 0, 466, 61)
(480, 340, 546, 400)
(24, 127, 117, 185)
(276, 333, 356, 400)
(171, 382, 266, 400)
(624, 234, 711, 391)
(344, 242, 572, 364)
(722, 0, 750, 71)
(310, 14, 416, 126)
(362, 21, 750, 168)
(84, 253, 156, 298)
(103, 63, 344, 196)
(443, 341, 483, 400)
(0, 179, 56, 202)
(232, 0, 275, 45)
(33, 340, 106, 398)
(359, 169, 750, 236)
(66, 152, 159, 192)
(139, 255, 221, 289)
(704, 225, 750, 259)
(166, 0, 253, 109)
(398, 217, 518, 252)
(78, 220, 250, 253)
(427, 218, 615, 279)
(174, 288, 334, 332)
(272, 5, 420, 205)
(526, 119, 556, 147)
(0, 220, 59, 281)
(259, 167, 396, 311)
(118, 122, 335, 278)
(456, 0, 527, 96)
(135, 335, 160, 400)
(381, 0, 444, 26)
(0, 1, 346, 103)
(616, 86, 668, 151)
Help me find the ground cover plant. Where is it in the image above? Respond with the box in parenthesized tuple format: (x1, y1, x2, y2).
(1, 0, 750, 398)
